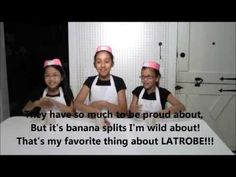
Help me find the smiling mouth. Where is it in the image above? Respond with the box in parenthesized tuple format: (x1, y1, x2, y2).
(48, 83, 57, 87)
(100, 70, 107, 73)
(144, 83, 151, 87)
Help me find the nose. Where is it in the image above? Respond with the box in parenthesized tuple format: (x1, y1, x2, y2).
(101, 62, 105, 67)
(48, 76, 55, 81)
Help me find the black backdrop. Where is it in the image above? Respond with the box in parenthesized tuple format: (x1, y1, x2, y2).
(4, 22, 69, 116)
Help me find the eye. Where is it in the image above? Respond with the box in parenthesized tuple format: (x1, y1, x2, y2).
(139, 75, 155, 80)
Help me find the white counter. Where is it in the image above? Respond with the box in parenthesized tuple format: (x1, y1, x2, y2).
(0, 116, 234, 155)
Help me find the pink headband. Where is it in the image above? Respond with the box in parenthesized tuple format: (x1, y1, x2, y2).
(44, 58, 62, 68)
(142, 61, 160, 70)
(96, 45, 112, 54)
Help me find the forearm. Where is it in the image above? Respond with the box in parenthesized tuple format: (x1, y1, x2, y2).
(129, 105, 138, 113)
(54, 101, 74, 113)
(104, 102, 127, 114)
(74, 102, 100, 113)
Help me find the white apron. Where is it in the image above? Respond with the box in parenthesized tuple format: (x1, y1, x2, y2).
(138, 87, 162, 125)
(40, 87, 66, 114)
(90, 75, 118, 105)
(90, 75, 118, 120)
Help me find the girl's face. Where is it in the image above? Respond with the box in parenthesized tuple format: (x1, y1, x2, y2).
(94, 51, 113, 79)
(44, 66, 63, 90)
(141, 68, 159, 90)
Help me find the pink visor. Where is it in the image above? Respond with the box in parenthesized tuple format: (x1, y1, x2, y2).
(44, 58, 62, 68)
(96, 45, 112, 54)
(142, 61, 160, 70)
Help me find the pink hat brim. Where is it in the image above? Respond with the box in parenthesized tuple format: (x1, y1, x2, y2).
(44, 58, 62, 67)
(142, 61, 160, 70)
(96, 45, 112, 54)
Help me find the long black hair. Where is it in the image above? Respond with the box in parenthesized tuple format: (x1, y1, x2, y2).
(43, 65, 74, 106)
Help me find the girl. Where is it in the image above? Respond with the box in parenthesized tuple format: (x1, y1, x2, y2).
(74, 45, 128, 121)
(130, 60, 185, 115)
(23, 58, 74, 115)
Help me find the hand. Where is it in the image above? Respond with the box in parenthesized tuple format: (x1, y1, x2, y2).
(135, 104, 143, 113)
(159, 109, 171, 114)
(37, 98, 54, 109)
(96, 118, 111, 127)
(104, 118, 111, 126)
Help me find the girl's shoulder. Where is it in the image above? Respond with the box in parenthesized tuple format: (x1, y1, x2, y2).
(111, 75, 125, 82)
(132, 86, 144, 96)
(86, 75, 97, 81)
(133, 85, 144, 91)
(87, 75, 97, 79)
(111, 75, 127, 91)
(158, 87, 171, 96)
(84, 75, 97, 88)
(158, 87, 170, 92)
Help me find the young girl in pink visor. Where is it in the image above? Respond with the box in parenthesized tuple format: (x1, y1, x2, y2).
(130, 60, 185, 115)
(23, 58, 74, 115)
(74, 45, 128, 125)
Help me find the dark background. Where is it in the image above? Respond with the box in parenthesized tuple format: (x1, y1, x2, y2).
(4, 22, 69, 116)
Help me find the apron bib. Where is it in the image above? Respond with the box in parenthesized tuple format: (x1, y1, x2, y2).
(90, 75, 118, 105)
(138, 87, 162, 125)
(40, 87, 66, 114)
(90, 75, 117, 120)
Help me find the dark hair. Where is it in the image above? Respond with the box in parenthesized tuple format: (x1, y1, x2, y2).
(93, 51, 114, 67)
(142, 67, 161, 87)
(43, 65, 74, 106)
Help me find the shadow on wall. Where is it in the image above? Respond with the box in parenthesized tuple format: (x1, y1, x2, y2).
(4, 22, 69, 116)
